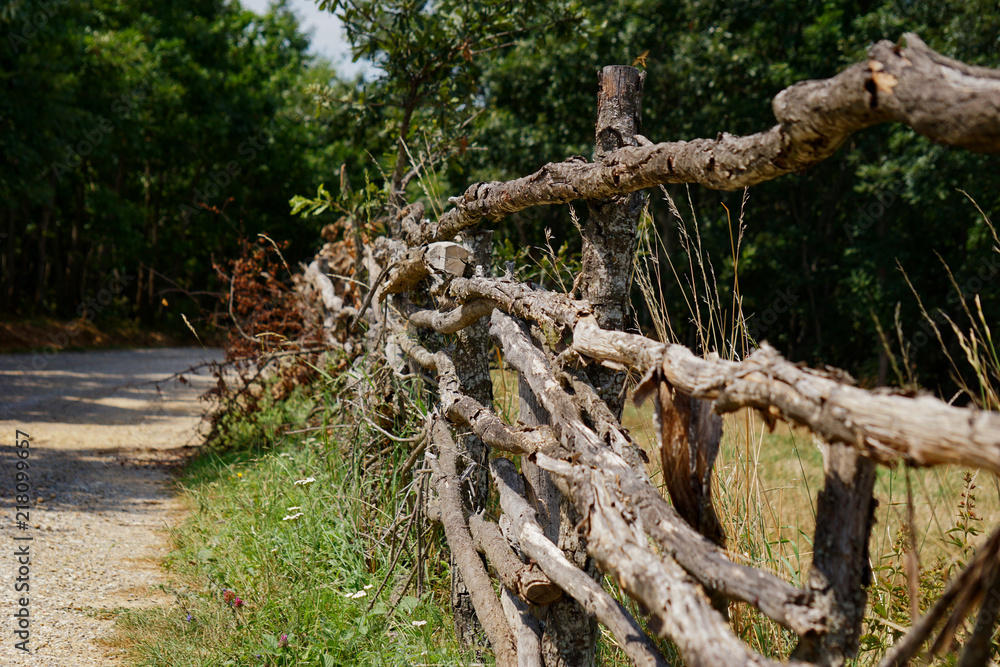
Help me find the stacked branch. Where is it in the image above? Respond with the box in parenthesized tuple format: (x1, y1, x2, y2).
(291, 33, 1000, 667)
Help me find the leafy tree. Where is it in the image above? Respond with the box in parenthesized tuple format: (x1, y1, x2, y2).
(1, 0, 354, 326)
(467, 0, 999, 394)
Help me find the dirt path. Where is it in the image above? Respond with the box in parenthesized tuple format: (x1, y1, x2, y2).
(0, 347, 223, 666)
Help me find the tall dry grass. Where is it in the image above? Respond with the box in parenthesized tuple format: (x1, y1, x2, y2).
(623, 188, 1000, 663)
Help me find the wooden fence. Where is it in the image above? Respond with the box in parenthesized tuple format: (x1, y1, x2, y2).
(300, 33, 1000, 666)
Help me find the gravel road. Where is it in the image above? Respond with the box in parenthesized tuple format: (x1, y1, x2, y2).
(0, 347, 223, 666)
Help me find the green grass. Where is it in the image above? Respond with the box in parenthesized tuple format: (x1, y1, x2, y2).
(111, 374, 482, 667)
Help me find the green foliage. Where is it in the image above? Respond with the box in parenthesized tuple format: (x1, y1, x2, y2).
(1, 0, 354, 327)
(464, 0, 1000, 391)
(113, 368, 479, 666)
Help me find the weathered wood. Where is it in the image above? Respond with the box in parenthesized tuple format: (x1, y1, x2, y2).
(428, 241, 472, 276)
(395, 337, 556, 455)
(452, 275, 591, 335)
(429, 418, 517, 666)
(492, 310, 826, 637)
(450, 229, 494, 649)
(397, 201, 425, 241)
(791, 445, 877, 665)
(492, 458, 671, 667)
(573, 317, 1000, 475)
(513, 317, 567, 666)
(534, 454, 797, 667)
(395, 295, 497, 334)
(636, 371, 726, 547)
(413, 34, 1000, 244)
(580, 65, 646, 418)
(421, 332, 823, 636)
(560, 366, 649, 472)
(532, 68, 648, 667)
(469, 513, 562, 606)
(501, 587, 544, 667)
(382, 241, 469, 296)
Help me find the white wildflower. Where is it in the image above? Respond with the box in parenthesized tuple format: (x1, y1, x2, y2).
(294, 477, 316, 486)
(282, 512, 304, 521)
(411, 620, 427, 627)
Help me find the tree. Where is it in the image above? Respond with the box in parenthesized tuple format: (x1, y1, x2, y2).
(0, 0, 355, 327)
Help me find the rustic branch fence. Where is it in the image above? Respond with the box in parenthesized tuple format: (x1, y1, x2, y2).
(301, 33, 1000, 666)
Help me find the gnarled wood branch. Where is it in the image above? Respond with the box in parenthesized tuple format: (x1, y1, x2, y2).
(492, 310, 827, 638)
(534, 454, 800, 667)
(573, 317, 1000, 475)
(429, 418, 517, 666)
(412, 34, 1000, 244)
(395, 294, 498, 334)
(491, 457, 670, 667)
(468, 513, 562, 606)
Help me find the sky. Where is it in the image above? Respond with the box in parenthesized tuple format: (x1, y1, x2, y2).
(237, 0, 374, 79)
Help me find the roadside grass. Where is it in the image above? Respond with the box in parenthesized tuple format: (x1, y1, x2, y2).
(111, 375, 481, 666)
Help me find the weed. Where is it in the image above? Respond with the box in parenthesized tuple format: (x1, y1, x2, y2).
(111, 371, 480, 666)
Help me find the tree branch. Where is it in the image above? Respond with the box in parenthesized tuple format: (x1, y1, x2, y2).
(412, 34, 1000, 244)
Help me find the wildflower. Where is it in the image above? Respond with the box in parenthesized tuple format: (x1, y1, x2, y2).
(237, 472, 243, 478)
(278, 633, 289, 648)
(350, 590, 366, 599)
(233, 597, 244, 608)
(223, 589, 235, 603)
(186, 614, 194, 622)
(282, 512, 304, 521)
(293, 477, 316, 486)
(411, 620, 427, 627)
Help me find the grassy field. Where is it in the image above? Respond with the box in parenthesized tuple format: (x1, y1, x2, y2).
(111, 377, 481, 666)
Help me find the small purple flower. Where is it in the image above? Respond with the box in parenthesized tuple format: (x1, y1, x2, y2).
(278, 633, 289, 648)
(186, 614, 194, 622)
(233, 596, 244, 608)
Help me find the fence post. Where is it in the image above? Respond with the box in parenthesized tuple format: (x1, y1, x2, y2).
(450, 228, 494, 649)
(579, 65, 646, 418)
(521, 64, 647, 667)
(792, 445, 877, 664)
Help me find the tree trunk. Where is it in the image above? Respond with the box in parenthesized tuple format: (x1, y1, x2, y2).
(580, 65, 646, 417)
(450, 228, 495, 650)
(792, 445, 877, 665)
(537, 65, 646, 667)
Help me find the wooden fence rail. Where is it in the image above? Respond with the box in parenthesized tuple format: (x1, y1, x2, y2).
(298, 33, 1000, 666)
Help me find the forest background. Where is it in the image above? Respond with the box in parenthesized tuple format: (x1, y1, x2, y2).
(3, 0, 998, 397)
